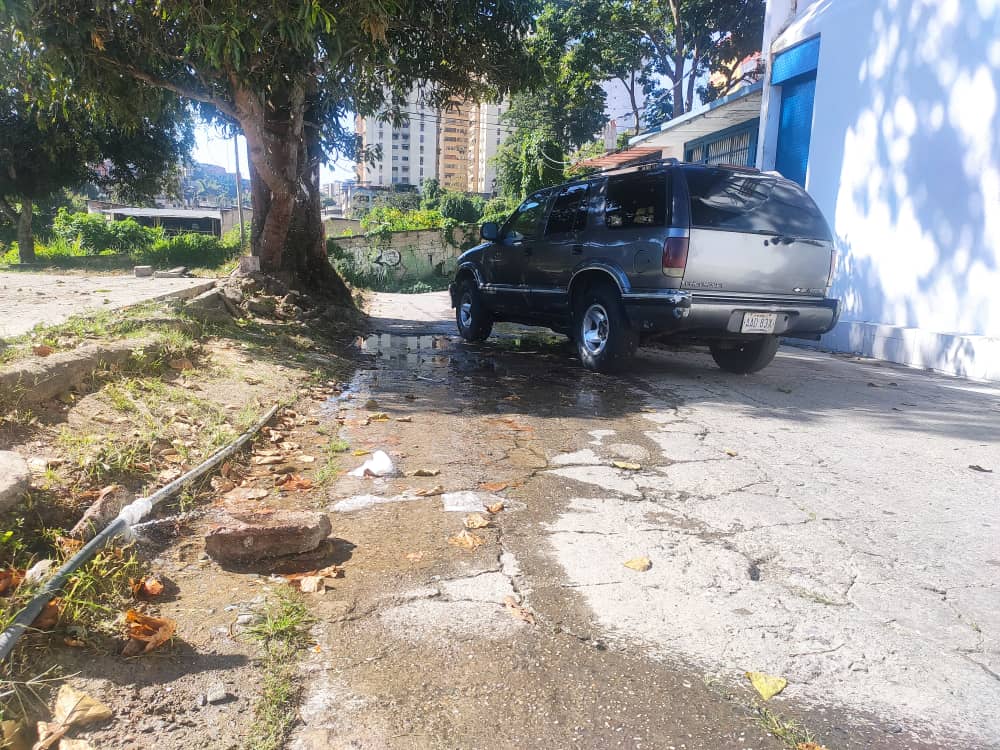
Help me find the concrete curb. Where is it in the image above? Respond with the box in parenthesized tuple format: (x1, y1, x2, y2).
(0, 334, 172, 408)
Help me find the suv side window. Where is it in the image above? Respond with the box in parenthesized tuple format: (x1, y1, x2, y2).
(685, 167, 832, 240)
(503, 193, 547, 241)
(545, 183, 589, 235)
(604, 173, 668, 229)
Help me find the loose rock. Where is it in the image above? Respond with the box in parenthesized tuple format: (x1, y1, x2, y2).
(204, 510, 332, 564)
(0, 451, 30, 512)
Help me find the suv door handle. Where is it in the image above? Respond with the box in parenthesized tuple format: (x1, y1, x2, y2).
(571, 244, 583, 255)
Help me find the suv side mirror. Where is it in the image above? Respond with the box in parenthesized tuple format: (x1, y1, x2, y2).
(480, 221, 499, 241)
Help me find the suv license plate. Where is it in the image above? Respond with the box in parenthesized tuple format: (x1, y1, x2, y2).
(741, 312, 777, 334)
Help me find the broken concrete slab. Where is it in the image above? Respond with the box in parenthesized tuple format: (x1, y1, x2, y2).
(133, 265, 154, 278)
(204, 510, 332, 564)
(153, 266, 188, 279)
(183, 288, 234, 325)
(0, 451, 30, 512)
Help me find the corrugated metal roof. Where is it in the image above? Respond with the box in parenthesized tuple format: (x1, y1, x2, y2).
(102, 208, 223, 220)
(575, 146, 663, 170)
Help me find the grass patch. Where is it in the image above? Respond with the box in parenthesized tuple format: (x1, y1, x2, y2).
(752, 703, 817, 748)
(315, 437, 350, 486)
(244, 589, 314, 750)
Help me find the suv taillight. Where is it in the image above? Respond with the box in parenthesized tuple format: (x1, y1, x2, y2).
(827, 248, 837, 287)
(662, 236, 689, 278)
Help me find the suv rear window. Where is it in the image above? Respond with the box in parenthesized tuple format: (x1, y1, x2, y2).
(604, 173, 668, 229)
(684, 167, 831, 240)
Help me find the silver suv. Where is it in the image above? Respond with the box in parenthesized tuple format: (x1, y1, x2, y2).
(449, 159, 839, 373)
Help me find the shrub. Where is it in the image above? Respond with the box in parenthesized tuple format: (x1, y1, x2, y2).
(438, 193, 483, 224)
(139, 233, 237, 268)
(52, 210, 160, 254)
(481, 196, 518, 226)
(359, 207, 445, 235)
(52, 209, 116, 254)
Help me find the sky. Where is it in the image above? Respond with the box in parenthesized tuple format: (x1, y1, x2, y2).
(192, 123, 356, 185)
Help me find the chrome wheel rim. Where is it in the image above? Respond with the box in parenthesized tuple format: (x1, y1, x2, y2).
(459, 294, 473, 329)
(581, 303, 610, 356)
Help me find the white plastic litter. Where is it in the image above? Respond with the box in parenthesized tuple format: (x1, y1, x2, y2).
(348, 450, 395, 478)
(441, 491, 490, 513)
(331, 493, 413, 512)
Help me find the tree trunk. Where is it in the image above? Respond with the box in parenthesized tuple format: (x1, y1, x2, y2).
(238, 87, 351, 304)
(17, 199, 35, 264)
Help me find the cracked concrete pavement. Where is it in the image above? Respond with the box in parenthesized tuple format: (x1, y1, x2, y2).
(0, 271, 215, 337)
(294, 291, 999, 749)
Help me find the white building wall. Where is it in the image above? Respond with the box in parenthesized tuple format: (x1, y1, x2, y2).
(358, 89, 439, 188)
(759, 0, 1000, 381)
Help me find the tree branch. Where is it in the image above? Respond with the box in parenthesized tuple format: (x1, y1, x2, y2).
(110, 61, 241, 121)
(0, 195, 18, 222)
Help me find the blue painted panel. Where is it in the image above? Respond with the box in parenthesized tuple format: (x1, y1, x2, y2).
(771, 36, 820, 85)
(775, 74, 817, 187)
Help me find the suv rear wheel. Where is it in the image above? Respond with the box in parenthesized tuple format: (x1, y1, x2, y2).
(455, 279, 493, 342)
(709, 336, 779, 374)
(574, 284, 636, 372)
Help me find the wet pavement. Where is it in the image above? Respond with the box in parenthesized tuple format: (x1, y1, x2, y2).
(291, 292, 1000, 750)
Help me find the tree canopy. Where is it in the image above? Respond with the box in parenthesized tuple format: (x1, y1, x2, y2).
(3, 0, 537, 292)
(0, 21, 191, 262)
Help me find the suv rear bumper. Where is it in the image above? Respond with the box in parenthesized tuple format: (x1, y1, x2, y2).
(624, 291, 840, 339)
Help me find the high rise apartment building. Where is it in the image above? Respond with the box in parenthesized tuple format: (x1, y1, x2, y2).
(356, 89, 507, 194)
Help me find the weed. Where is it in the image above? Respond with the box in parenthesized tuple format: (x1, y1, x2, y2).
(57, 429, 156, 484)
(246, 589, 313, 652)
(752, 703, 816, 748)
(326, 438, 350, 455)
(244, 590, 312, 750)
(59, 546, 144, 628)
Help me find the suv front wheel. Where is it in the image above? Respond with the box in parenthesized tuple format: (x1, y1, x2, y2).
(709, 336, 779, 374)
(456, 279, 493, 342)
(574, 284, 637, 372)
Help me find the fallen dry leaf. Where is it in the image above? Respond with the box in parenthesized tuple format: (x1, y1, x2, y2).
(503, 595, 535, 624)
(448, 530, 485, 551)
(486, 417, 532, 432)
(0, 568, 25, 595)
(796, 744, 830, 750)
(745, 671, 787, 701)
(395, 416, 413, 423)
(52, 684, 112, 727)
(222, 487, 269, 502)
(220, 461, 233, 478)
(63, 638, 86, 648)
(623, 557, 652, 572)
(211, 476, 236, 493)
(251, 455, 284, 465)
(0, 719, 27, 750)
(157, 467, 182, 484)
(295, 454, 316, 464)
(32, 600, 61, 630)
(129, 576, 164, 599)
(612, 460, 641, 471)
(318, 564, 344, 579)
(410, 468, 440, 477)
(277, 474, 313, 491)
(167, 357, 193, 371)
(368, 412, 390, 421)
(123, 610, 176, 655)
(351, 449, 370, 457)
(33, 721, 65, 750)
(413, 485, 444, 497)
(32, 344, 54, 357)
(299, 575, 325, 593)
(486, 501, 505, 514)
(479, 481, 508, 493)
(405, 551, 425, 562)
(724, 449, 739, 457)
(464, 513, 491, 530)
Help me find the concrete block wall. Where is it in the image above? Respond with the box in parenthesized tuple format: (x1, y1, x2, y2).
(329, 226, 478, 285)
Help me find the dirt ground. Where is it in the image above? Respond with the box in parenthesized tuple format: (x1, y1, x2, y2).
(1, 289, 996, 750)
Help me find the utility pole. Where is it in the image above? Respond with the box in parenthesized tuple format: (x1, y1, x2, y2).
(233, 134, 247, 252)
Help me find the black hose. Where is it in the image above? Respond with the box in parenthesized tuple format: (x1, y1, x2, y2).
(0, 404, 280, 663)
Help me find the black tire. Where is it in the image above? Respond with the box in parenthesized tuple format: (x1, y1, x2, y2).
(709, 336, 780, 374)
(455, 279, 493, 342)
(573, 283, 637, 372)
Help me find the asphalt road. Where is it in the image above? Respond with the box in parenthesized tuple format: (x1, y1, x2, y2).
(293, 291, 1000, 750)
